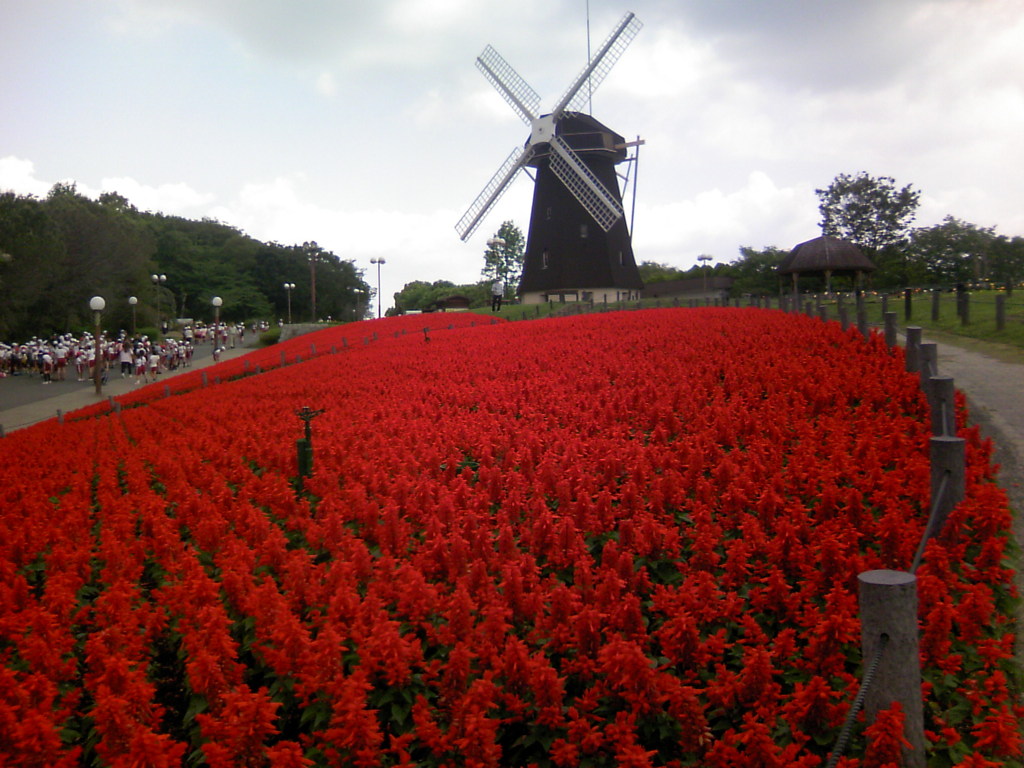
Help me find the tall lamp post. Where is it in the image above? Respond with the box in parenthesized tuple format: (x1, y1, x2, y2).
(151, 273, 166, 333)
(698, 254, 712, 294)
(128, 296, 138, 336)
(89, 296, 105, 396)
(211, 296, 223, 347)
(370, 257, 386, 318)
(283, 282, 295, 324)
(487, 237, 506, 296)
(304, 241, 320, 323)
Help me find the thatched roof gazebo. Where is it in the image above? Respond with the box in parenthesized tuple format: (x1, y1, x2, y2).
(777, 236, 876, 294)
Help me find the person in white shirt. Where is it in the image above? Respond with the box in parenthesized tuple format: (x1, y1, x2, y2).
(491, 279, 504, 312)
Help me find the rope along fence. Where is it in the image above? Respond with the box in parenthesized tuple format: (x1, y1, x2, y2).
(822, 323, 965, 768)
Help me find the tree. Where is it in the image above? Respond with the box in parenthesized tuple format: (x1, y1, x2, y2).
(728, 246, 789, 296)
(909, 216, 998, 285)
(0, 186, 371, 337)
(988, 235, 1024, 294)
(481, 221, 525, 296)
(816, 172, 921, 252)
(636, 260, 691, 284)
(816, 172, 920, 287)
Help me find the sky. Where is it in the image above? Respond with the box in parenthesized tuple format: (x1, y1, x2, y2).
(2, 0, 1022, 313)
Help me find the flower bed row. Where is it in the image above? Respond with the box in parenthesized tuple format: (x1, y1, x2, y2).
(0, 307, 1019, 767)
(68, 312, 505, 418)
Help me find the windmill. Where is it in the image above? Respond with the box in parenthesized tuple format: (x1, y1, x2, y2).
(456, 11, 644, 305)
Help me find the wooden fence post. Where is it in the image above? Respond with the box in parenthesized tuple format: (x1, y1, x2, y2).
(884, 312, 897, 348)
(928, 376, 957, 437)
(904, 327, 922, 373)
(858, 570, 927, 768)
(995, 294, 1006, 331)
(918, 343, 938, 401)
(931, 290, 941, 322)
(928, 435, 966, 541)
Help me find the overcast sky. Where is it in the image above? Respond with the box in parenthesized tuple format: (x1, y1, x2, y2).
(2, 0, 1022, 312)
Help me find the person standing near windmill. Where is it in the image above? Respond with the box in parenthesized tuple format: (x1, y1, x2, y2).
(490, 278, 505, 312)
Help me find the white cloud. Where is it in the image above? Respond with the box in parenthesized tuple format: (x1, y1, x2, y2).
(98, 177, 216, 214)
(315, 71, 337, 97)
(0, 157, 52, 198)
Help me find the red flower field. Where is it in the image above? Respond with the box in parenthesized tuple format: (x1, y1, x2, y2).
(0, 308, 1020, 767)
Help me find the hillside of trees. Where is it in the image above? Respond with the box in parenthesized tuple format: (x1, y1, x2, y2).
(0, 184, 370, 339)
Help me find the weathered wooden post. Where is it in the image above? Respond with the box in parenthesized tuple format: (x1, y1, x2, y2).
(57, 408, 64, 425)
(904, 288, 913, 321)
(918, 343, 938, 400)
(164, 384, 170, 398)
(857, 570, 927, 768)
(881, 294, 889, 316)
(904, 327, 922, 373)
(928, 376, 957, 437)
(931, 290, 941, 322)
(280, 350, 286, 366)
(928, 435, 966, 539)
(995, 294, 1006, 331)
(202, 371, 208, 387)
(857, 303, 868, 338)
(884, 312, 898, 348)
(835, 295, 846, 329)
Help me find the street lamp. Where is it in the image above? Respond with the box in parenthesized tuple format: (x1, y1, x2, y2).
(89, 296, 105, 396)
(697, 255, 712, 293)
(304, 241, 320, 322)
(211, 297, 223, 348)
(128, 296, 138, 336)
(151, 273, 167, 333)
(370, 257, 386, 318)
(283, 282, 295, 325)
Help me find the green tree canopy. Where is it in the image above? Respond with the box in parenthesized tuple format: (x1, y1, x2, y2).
(637, 260, 692, 284)
(481, 221, 525, 295)
(728, 246, 789, 296)
(816, 172, 921, 253)
(0, 187, 370, 338)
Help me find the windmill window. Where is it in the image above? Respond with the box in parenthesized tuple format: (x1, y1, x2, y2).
(546, 207, 552, 220)
(542, 249, 549, 269)
(618, 250, 624, 266)
(580, 223, 588, 239)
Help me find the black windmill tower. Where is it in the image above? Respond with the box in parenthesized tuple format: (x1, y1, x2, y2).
(456, 12, 644, 304)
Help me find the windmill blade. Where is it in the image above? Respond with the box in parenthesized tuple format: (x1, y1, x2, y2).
(551, 12, 642, 116)
(476, 45, 541, 125)
(547, 134, 623, 232)
(456, 145, 534, 241)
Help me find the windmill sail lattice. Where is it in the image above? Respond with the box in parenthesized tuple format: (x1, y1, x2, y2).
(476, 46, 541, 125)
(554, 12, 643, 115)
(548, 135, 622, 231)
(455, 11, 642, 243)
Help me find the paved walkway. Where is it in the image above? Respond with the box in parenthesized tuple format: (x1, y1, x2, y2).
(924, 336, 1024, 517)
(0, 340, 256, 435)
